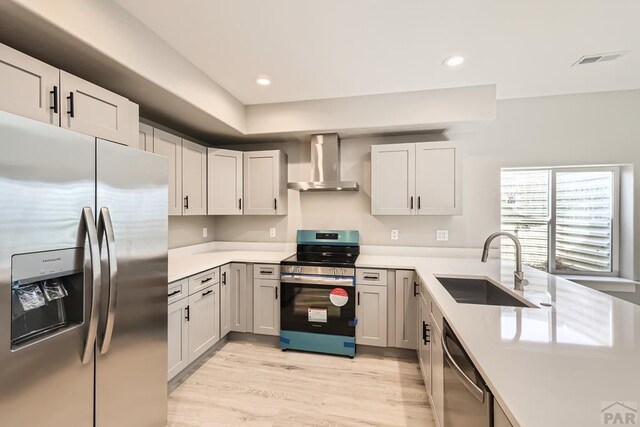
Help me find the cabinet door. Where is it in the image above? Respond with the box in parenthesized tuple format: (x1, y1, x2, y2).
(244, 150, 287, 215)
(182, 139, 207, 215)
(187, 284, 220, 363)
(59, 71, 130, 144)
(138, 122, 154, 152)
(395, 270, 417, 349)
(417, 293, 432, 395)
(356, 285, 388, 347)
(415, 141, 462, 215)
(153, 129, 182, 215)
(253, 279, 280, 336)
(220, 264, 232, 338)
(168, 297, 189, 380)
(371, 143, 415, 215)
(0, 42, 59, 125)
(431, 320, 444, 427)
(208, 148, 243, 215)
(230, 263, 247, 332)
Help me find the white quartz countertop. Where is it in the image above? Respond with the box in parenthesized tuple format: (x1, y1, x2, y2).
(168, 247, 640, 427)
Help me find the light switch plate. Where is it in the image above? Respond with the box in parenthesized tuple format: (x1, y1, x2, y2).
(391, 229, 399, 240)
(436, 230, 448, 241)
(202, 227, 208, 238)
(270, 227, 276, 238)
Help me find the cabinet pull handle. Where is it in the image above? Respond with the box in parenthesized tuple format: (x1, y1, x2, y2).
(418, 196, 421, 210)
(239, 198, 242, 210)
(184, 196, 189, 209)
(168, 290, 181, 297)
(357, 292, 360, 306)
(413, 282, 419, 297)
(275, 287, 278, 300)
(363, 274, 378, 280)
(222, 272, 227, 285)
(67, 92, 74, 117)
(202, 289, 213, 297)
(50, 86, 58, 113)
(410, 196, 414, 210)
(185, 306, 190, 321)
(422, 321, 430, 344)
(201, 277, 212, 284)
(274, 198, 277, 211)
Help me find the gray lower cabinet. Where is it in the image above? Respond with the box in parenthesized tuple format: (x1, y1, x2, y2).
(230, 263, 248, 332)
(430, 311, 445, 427)
(417, 290, 432, 394)
(220, 264, 232, 338)
(167, 296, 189, 380)
(395, 270, 417, 349)
(253, 278, 280, 336)
(356, 284, 388, 347)
(188, 283, 220, 362)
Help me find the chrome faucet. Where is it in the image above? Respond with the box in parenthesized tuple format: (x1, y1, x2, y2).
(481, 232, 528, 291)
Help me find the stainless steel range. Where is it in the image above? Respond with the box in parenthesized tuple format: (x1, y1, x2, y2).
(280, 230, 360, 357)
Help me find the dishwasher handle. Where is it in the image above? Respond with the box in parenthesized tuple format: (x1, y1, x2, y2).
(441, 326, 485, 403)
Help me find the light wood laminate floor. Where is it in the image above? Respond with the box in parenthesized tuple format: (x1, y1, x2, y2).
(168, 341, 434, 426)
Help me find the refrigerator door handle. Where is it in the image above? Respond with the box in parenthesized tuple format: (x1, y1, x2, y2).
(82, 207, 101, 364)
(98, 207, 118, 355)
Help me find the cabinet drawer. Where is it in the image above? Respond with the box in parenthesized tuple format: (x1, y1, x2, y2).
(168, 279, 187, 304)
(188, 268, 219, 295)
(356, 268, 388, 286)
(254, 264, 280, 280)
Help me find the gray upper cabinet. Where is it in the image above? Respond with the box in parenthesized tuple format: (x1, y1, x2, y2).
(243, 150, 288, 215)
(395, 270, 417, 349)
(371, 143, 415, 215)
(182, 139, 207, 216)
(415, 142, 462, 215)
(138, 122, 154, 152)
(0, 42, 59, 126)
(59, 71, 131, 145)
(208, 148, 243, 215)
(153, 128, 183, 216)
(371, 141, 462, 216)
(0, 41, 137, 145)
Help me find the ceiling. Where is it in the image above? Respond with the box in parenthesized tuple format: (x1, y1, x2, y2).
(115, 0, 639, 105)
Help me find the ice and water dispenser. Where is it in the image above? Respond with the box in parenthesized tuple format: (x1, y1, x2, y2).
(11, 248, 84, 348)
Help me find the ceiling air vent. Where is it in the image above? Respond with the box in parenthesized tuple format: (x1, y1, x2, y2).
(572, 51, 628, 66)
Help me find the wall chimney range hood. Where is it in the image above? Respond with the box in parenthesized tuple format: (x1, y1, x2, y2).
(288, 134, 359, 191)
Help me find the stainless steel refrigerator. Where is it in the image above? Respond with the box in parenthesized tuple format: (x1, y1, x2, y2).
(0, 110, 168, 426)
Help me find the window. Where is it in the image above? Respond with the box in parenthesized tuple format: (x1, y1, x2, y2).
(500, 166, 619, 275)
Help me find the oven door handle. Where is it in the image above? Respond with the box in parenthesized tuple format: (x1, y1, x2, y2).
(280, 274, 354, 287)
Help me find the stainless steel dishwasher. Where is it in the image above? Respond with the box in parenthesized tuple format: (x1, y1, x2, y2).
(442, 320, 494, 426)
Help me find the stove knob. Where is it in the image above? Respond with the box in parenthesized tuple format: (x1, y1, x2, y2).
(332, 268, 337, 276)
(288, 266, 295, 273)
(341, 268, 346, 276)
(296, 267, 302, 274)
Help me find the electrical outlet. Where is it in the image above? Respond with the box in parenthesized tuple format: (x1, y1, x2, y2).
(391, 229, 399, 240)
(270, 227, 276, 238)
(202, 227, 208, 238)
(436, 230, 448, 241)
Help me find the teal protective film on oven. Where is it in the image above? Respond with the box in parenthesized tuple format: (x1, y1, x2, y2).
(280, 330, 356, 357)
(296, 230, 360, 246)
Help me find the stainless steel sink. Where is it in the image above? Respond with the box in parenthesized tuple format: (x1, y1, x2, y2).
(436, 277, 536, 308)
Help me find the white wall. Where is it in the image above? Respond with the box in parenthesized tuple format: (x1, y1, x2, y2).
(215, 89, 640, 282)
(169, 216, 215, 249)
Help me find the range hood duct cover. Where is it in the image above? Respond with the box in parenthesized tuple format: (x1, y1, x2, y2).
(288, 134, 359, 191)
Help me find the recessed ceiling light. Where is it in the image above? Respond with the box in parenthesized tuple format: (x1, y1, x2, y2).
(443, 55, 465, 68)
(256, 76, 271, 86)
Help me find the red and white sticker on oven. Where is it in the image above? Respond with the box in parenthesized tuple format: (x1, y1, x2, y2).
(329, 288, 349, 307)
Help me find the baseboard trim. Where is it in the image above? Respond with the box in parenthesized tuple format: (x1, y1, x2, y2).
(168, 335, 229, 394)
